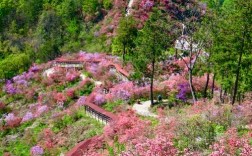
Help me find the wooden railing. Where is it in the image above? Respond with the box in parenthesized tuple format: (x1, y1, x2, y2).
(66, 102, 117, 156)
(84, 102, 117, 124)
(54, 59, 84, 68)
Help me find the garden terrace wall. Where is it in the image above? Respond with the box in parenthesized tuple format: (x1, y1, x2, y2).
(84, 102, 117, 124)
(54, 59, 84, 68)
(54, 58, 130, 79)
(66, 102, 117, 156)
(106, 62, 130, 78)
(66, 136, 100, 156)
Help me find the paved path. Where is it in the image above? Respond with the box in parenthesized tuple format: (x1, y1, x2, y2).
(43, 67, 55, 77)
(132, 100, 157, 117)
(126, 0, 135, 16)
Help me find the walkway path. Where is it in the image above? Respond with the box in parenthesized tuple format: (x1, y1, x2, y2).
(126, 0, 135, 16)
(43, 67, 55, 77)
(132, 100, 157, 117)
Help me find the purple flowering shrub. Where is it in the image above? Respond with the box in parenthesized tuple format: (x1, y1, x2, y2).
(109, 82, 134, 101)
(93, 94, 106, 106)
(30, 145, 44, 156)
(76, 96, 86, 106)
(4, 80, 17, 94)
(4, 69, 39, 96)
(35, 105, 48, 117)
(21, 112, 34, 123)
(176, 83, 190, 101)
(141, 0, 154, 10)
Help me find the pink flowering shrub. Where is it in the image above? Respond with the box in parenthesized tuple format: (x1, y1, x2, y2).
(104, 110, 149, 143)
(4, 113, 21, 127)
(39, 128, 55, 149)
(41, 77, 54, 86)
(78, 52, 105, 62)
(48, 67, 66, 83)
(86, 63, 105, 79)
(24, 88, 37, 101)
(66, 70, 80, 82)
(172, 57, 190, 72)
(210, 128, 252, 156)
(193, 74, 214, 92)
(66, 88, 76, 98)
(132, 86, 150, 99)
(0, 101, 5, 109)
(53, 92, 67, 104)
(30, 145, 44, 156)
(161, 74, 188, 92)
(122, 134, 177, 156)
(35, 105, 48, 117)
(233, 101, 252, 125)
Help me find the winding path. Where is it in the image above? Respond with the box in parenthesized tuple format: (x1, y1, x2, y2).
(132, 100, 157, 117)
(126, 0, 135, 16)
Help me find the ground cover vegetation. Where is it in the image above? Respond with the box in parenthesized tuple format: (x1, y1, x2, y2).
(0, 0, 252, 155)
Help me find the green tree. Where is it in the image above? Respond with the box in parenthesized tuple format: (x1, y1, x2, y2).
(35, 9, 63, 61)
(112, 16, 137, 63)
(134, 8, 173, 106)
(210, 0, 252, 104)
(82, 0, 99, 15)
(223, 0, 251, 104)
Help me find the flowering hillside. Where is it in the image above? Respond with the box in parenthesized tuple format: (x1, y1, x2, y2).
(1, 0, 252, 155)
(0, 51, 251, 156)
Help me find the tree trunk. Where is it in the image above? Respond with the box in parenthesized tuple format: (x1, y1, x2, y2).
(220, 88, 223, 103)
(203, 73, 210, 98)
(232, 50, 243, 105)
(150, 57, 155, 106)
(175, 49, 178, 59)
(211, 74, 216, 98)
(232, 28, 246, 105)
(189, 69, 197, 104)
(122, 44, 126, 64)
(238, 92, 241, 105)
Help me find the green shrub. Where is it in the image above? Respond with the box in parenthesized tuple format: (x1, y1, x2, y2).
(52, 115, 74, 133)
(6, 140, 30, 156)
(73, 107, 86, 121)
(103, 0, 113, 10)
(174, 115, 216, 151)
(77, 82, 94, 96)
(102, 100, 123, 112)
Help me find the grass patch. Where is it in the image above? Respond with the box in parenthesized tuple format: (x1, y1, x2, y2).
(102, 100, 123, 113)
